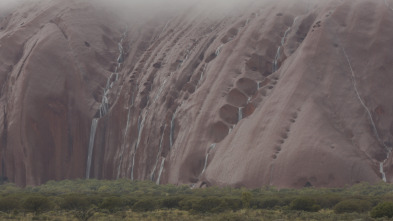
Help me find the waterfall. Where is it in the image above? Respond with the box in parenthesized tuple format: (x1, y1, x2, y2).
(156, 158, 166, 184)
(86, 119, 98, 179)
(380, 163, 387, 182)
(99, 73, 113, 118)
(125, 108, 131, 137)
(201, 154, 210, 175)
(99, 27, 128, 118)
(381, 150, 392, 182)
(177, 47, 193, 70)
(131, 152, 136, 181)
(293, 17, 299, 26)
(342, 47, 391, 182)
(170, 109, 177, 148)
(197, 64, 207, 87)
(130, 74, 166, 180)
(157, 19, 171, 39)
(342, 48, 383, 144)
(151, 125, 166, 181)
(99, 90, 109, 117)
(201, 143, 216, 175)
(273, 17, 298, 73)
(281, 27, 291, 45)
(136, 115, 146, 150)
(116, 106, 132, 179)
(385, 0, 393, 11)
(238, 107, 243, 122)
(130, 91, 135, 107)
(281, 17, 298, 45)
(272, 46, 281, 73)
(215, 44, 224, 56)
(118, 42, 123, 53)
(88, 26, 128, 179)
(105, 73, 113, 89)
(117, 43, 124, 63)
(130, 112, 146, 180)
(184, 49, 190, 61)
(153, 79, 167, 104)
(117, 28, 127, 63)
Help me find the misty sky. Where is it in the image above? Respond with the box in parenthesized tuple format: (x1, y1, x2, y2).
(0, 0, 256, 21)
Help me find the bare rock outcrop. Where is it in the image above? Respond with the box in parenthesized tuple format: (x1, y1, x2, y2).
(0, 0, 392, 188)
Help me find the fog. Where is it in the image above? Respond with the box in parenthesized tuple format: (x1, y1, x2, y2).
(0, 0, 274, 23)
(93, 0, 253, 11)
(0, 0, 26, 15)
(91, 0, 256, 21)
(0, 0, 25, 9)
(1, 0, 260, 20)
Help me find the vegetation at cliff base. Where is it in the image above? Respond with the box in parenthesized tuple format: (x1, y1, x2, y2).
(0, 180, 393, 220)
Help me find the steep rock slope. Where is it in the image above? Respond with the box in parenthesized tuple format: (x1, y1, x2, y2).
(0, 0, 392, 188)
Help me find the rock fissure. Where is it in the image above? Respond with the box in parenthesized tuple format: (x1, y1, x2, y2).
(16, 39, 38, 79)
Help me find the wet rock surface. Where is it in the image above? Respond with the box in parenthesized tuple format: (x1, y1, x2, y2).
(0, 0, 392, 188)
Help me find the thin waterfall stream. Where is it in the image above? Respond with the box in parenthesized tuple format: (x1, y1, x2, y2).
(116, 104, 132, 179)
(385, 0, 393, 11)
(85, 119, 98, 179)
(156, 158, 166, 184)
(86, 27, 128, 179)
(129, 70, 172, 180)
(169, 108, 178, 149)
(150, 125, 167, 181)
(342, 47, 391, 182)
(215, 44, 224, 56)
(238, 107, 243, 122)
(200, 143, 216, 175)
(272, 17, 298, 73)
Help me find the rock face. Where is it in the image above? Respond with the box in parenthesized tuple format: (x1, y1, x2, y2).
(0, 0, 392, 188)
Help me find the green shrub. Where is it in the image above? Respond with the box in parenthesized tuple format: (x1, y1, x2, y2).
(23, 195, 51, 214)
(0, 196, 20, 212)
(122, 197, 138, 207)
(73, 208, 96, 221)
(290, 197, 321, 212)
(315, 195, 342, 209)
(370, 202, 393, 218)
(218, 213, 244, 221)
(280, 196, 294, 207)
(192, 197, 228, 213)
(89, 194, 109, 207)
(60, 195, 90, 211)
(241, 191, 252, 208)
(99, 197, 124, 213)
(161, 196, 184, 209)
(179, 197, 200, 211)
(333, 199, 371, 214)
(224, 198, 242, 211)
(254, 197, 280, 209)
(132, 199, 157, 212)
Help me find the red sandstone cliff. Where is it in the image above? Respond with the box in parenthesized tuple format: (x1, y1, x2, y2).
(0, 0, 392, 188)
